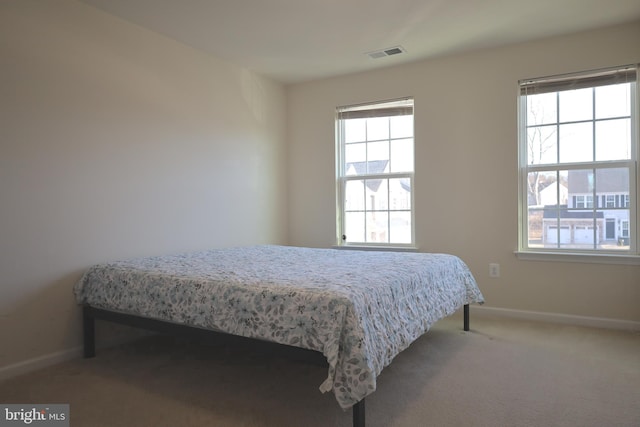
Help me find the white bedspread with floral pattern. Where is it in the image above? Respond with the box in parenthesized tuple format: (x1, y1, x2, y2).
(74, 245, 484, 409)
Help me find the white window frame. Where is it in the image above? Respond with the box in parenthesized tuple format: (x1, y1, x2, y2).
(622, 220, 630, 238)
(516, 65, 640, 264)
(335, 97, 416, 249)
(575, 195, 594, 209)
(605, 195, 616, 208)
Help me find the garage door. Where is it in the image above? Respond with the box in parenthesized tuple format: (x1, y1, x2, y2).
(547, 226, 570, 244)
(574, 226, 597, 244)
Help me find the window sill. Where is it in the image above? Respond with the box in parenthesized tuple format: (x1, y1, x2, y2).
(514, 250, 640, 265)
(332, 245, 419, 253)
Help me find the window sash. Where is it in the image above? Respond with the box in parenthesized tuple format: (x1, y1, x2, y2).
(338, 174, 414, 245)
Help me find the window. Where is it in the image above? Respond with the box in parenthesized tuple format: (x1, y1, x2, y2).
(518, 65, 638, 256)
(605, 195, 616, 208)
(574, 195, 593, 209)
(622, 220, 630, 238)
(336, 98, 415, 247)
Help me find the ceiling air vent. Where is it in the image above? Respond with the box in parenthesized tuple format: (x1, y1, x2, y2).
(367, 46, 406, 59)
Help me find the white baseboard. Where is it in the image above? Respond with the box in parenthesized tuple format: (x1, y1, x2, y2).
(0, 346, 83, 382)
(0, 334, 150, 383)
(471, 305, 640, 331)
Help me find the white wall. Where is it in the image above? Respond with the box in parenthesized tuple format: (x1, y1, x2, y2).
(1, 1, 638, 375)
(287, 22, 640, 322)
(0, 0, 287, 368)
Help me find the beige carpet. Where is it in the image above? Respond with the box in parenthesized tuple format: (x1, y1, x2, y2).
(1, 315, 639, 427)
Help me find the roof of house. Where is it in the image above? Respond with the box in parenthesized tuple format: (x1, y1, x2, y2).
(568, 169, 628, 193)
(543, 206, 604, 219)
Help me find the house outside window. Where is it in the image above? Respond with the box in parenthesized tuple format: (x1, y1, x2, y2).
(336, 98, 415, 247)
(518, 65, 638, 257)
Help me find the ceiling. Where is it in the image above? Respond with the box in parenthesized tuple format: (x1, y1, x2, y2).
(80, 0, 640, 84)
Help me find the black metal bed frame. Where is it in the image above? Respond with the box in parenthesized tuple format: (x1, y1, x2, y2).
(82, 304, 471, 427)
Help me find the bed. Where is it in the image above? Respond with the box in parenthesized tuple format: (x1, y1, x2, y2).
(74, 245, 484, 427)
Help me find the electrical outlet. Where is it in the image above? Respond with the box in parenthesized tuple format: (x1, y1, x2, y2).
(489, 263, 500, 278)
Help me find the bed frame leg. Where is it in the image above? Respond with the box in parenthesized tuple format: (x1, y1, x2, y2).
(463, 304, 470, 332)
(353, 399, 365, 427)
(83, 306, 96, 358)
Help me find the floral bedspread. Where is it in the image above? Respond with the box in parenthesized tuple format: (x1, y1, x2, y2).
(74, 245, 484, 409)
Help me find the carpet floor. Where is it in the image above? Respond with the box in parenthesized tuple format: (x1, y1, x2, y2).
(1, 314, 639, 426)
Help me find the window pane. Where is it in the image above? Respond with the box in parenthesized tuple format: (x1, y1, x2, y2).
(559, 88, 593, 122)
(527, 92, 557, 125)
(595, 83, 631, 119)
(566, 168, 597, 250)
(389, 178, 411, 209)
(527, 125, 557, 165)
(366, 211, 388, 243)
(390, 115, 413, 139)
(366, 117, 389, 141)
(542, 207, 561, 248)
(559, 122, 593, 163)
(344, 212, 365, 242)
(344, 118, 366, 143)
(389, 211, 412, 244)
(367, 140, 389, 162)
(539, 170, 569, 248)
(528, 171, 566, 207)
(567, 169, 594, 204)
(390, 138, 414, 172)
(344, 180, 365, 211)
(595, 118, 631, 161)
(345, 143, 366, 176)
(366, 179, 388, 210)
(528, 171, 550, 207)
(595, 168, 629, 200)
(527, 206, 544, 248)
(559, 170, 569, 204)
